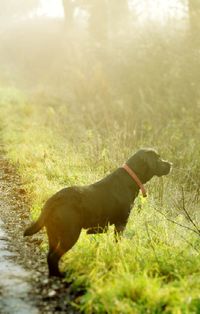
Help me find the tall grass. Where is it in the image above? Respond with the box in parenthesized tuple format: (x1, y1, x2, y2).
(0, 85, 199, 313)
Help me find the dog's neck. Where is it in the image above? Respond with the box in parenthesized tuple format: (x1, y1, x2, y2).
(122, 164, 147, 197)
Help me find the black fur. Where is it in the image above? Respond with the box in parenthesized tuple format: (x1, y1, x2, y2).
(24, 148, 171, 277)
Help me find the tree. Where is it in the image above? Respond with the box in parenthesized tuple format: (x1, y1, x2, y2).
(75, 0, 130, 41)
(188, 0, 200, 44)
(185, 0, 200, 106)
(62, 0, 75, 26)
(89, 0, 108, 41)
(108, 0, 130, 33)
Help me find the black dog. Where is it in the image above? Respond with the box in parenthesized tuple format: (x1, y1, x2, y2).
(24, 148, 171, 277)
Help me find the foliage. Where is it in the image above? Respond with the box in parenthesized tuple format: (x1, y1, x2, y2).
(0, 87, 199, 313)
(0, 2, 200, 312)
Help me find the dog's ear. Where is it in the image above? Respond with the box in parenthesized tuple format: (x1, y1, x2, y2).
(140, 149, 158, 172)
(127, 149, 158, 176)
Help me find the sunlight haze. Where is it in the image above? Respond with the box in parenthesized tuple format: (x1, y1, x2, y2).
(38, 0, 186, 22)
(39, 0, 64, 17)
(0, 0, 199, 313)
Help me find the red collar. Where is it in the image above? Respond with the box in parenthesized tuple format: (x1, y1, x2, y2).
(122, 164, 147, 197)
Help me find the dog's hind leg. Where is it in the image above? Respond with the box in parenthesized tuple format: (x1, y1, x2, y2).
(47, 248, 62, 277)
(47, 226, 81, 277)
(46, 228, 63, 277)
(114, 224, 126, 241)
(57, 227, 81, 276)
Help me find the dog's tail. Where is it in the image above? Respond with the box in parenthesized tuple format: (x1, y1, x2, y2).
(24, 210, 46, 237)
(24, 190, 62, 237)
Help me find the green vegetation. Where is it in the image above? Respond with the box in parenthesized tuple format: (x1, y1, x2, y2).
(0, 86, 199, 313)
(0, 1, 200, 312)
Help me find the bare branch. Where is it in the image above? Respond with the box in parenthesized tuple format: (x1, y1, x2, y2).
(153, 207, 200, 237)
(181, 187, 200, 236)
(175, 231, 199, 253)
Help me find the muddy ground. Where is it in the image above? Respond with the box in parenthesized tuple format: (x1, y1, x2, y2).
(0, 150, 81, 314)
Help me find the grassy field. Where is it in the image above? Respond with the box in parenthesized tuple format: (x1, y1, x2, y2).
(0, 85, 199, 313)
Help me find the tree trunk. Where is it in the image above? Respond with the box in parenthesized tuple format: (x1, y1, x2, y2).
(187, 0, 200, 106)
(188, 0, 200, 45)
(62, 0, 74, 26)
(88, 0, 108, 42)
(108, 0, 130, 33)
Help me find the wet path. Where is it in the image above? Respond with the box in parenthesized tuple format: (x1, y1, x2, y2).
(0, 219, 39, 314)
(0, 151, 79, 313)
(0, 152, 39, 314)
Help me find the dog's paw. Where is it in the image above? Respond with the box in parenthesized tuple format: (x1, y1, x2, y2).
(49, 271, 65, 278)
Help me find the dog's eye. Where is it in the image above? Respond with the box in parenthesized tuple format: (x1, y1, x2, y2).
(151, 151, 160, 158)
(153, 153, 160, 160)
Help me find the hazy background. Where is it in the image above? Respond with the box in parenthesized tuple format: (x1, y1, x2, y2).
(1, 0, 200, 186)
(1, 3, 200, 312)
(0, 0, 199, 105)
(1, 0, 200, 152)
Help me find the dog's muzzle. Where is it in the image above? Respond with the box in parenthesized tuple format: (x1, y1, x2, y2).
(157, 161, 172, 176)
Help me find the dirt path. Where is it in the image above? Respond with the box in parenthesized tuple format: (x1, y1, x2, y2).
(0, 151, 80, 313)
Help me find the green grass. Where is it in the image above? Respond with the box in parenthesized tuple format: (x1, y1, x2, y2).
(0, 87, 200, 313)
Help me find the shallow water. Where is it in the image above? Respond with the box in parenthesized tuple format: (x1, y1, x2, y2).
(0, 219, 39, 314)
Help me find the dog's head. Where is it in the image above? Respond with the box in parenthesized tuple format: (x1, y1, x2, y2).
(127, 148, 172, 183)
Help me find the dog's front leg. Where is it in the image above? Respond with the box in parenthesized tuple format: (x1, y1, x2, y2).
(114, 224, 125, 241)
